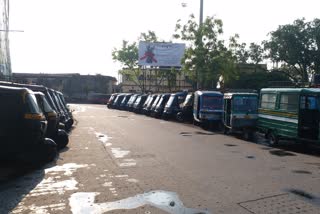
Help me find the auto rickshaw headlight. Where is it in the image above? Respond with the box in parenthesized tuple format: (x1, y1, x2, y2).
(48, 111, 57, 120)
(24, 113, 46, 120)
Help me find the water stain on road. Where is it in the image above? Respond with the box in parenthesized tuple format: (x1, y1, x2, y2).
(224, 144, 238, 147)
(288, 189, 315, 200)
(292, 170, 312, 174)
(246, 156, 255, 159)
(69, 190, 211, 214)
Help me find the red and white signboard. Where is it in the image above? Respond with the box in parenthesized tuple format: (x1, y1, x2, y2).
(138, 42, 185, 67)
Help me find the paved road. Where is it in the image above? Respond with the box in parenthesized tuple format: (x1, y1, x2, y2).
(1, 104, 320, 214)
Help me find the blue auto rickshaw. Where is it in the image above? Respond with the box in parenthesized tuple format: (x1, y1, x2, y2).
(223, 93, 258, 140)
(193, 91, 223, 129)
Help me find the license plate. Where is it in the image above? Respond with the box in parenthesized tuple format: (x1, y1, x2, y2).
(244, 115, 251, 119)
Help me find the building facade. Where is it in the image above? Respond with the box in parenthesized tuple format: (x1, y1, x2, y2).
(12, 73, 117, 102)
(119, 70, 194, 93)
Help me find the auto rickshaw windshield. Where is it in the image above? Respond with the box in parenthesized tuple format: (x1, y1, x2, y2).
(233, 96, 258, 113)
(182, 94, 193, 106)
(202, 96, 223, 110)
(43, 96, 54, 112)
(165, 96, 175, 107)
(25, 93, 41, 114)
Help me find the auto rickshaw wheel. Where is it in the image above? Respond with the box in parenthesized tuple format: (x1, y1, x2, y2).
(54, 129, 69, 149)
(223, 126, 229, 135)
(176, 113, 184, 122)
(267, 131, 279, 146)
(243, 129, 254, 141)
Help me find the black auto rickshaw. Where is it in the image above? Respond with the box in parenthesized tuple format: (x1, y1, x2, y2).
(34, 92, 69, 149)
(126, 94, 139, 111)
(141, 95, 153, 112)
(49, 89, 72, 131)
(133, 95, 148, 113)
(107, 93, 118, 108)
(119, 94, 132, 110)
(0, 81, 68, 131)
(176, 93, 194, 122)
(142, 94, 158, 115)
(152, 93, 171, 118)
(162, 91, 187, 120)
(112, 94, 125, 110)
(56, 91, 74, 123)
(0, 86, 57, 163)
(54, 90, 74, 129)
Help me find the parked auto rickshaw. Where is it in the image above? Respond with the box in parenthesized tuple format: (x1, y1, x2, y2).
(152, 93, 171, 118)
(112, 94, 125, 109)
(56, 91, 74, 123)
(34, 92, 69, 149)
(193, 91, 224, 129)
(127, 94, 139, 111)
(0, 81, 69, 131)
(54, 90, 74, 129)
(143, 94, 159, 115)
(176, 93, 194, 122)
(119, 94, 132, 110)
(149, 94, 162, 114)
(49, 89, 72, 131)
(107, 93, 118, 108)
(141, 95, 153, 111)
(223, 93, 258, 140)
(133, 95, 148, 113)
(0, 86, 57, 163)
(162, 91, 187, 120)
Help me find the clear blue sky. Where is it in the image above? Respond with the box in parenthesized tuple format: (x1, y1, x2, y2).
(9, 0, 320, 79)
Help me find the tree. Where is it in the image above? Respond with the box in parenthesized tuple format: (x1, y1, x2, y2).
(229, 34, 249, 64)
(264, 18, 320, 83)
(174, 15, 237, 89)
(249, 42, 264, 65)
(112, 40, 142, 90)
(224, 70, 292, 90)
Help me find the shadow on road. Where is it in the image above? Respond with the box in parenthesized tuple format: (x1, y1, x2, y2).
(0, 159, 57, 213)
(253, 133, 320, 157)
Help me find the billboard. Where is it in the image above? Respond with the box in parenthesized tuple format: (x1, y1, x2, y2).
(138, 42, 185, 67)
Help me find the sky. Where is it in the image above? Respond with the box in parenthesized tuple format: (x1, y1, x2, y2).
(8, 0, 320, 80)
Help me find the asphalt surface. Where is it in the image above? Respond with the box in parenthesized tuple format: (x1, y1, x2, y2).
(1, 104, 320, 214)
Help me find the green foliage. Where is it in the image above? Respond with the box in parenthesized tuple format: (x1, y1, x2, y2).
(224, 70, 292, 90)
(249, 43, 264, 64)
(139, 30, 158, 42)
(229, 35, 265, 65)
(174, 15, 236, 89)
(112, 40, 138, 69)
(264, 18, 320, 83)
(229, 34, 249, 64)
